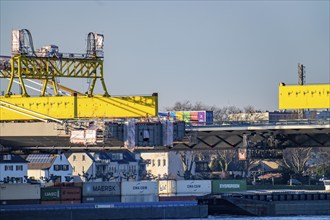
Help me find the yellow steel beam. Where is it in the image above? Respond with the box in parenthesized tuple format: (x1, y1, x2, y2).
(0, 55, 109, 97)
(279, 83, 330, 109)
(0, 94, 158, 121)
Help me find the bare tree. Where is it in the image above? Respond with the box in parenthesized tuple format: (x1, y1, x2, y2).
(210, 149, 236, 172)
(177, 151, 196, 180)
(281, 147, 313, 175)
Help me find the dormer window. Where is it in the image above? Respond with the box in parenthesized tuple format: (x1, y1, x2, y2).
(3, 154, 11, 161)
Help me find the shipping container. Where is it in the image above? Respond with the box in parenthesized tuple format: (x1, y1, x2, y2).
(158, 180, 176, 194)
(82, 182, 121, 196)
(176, 180, 212, 195)
(211, 180, 247, 193)
(82, 196, 121, 203)
(61, 187, 81, 201)
(176, 111, 183, 121)
(198, 111, 206, 122)
(40, 187, 61, 201)
(206, 111, 213, 124)
(0, 184, 41, 200)
(159, 195, 197, 201)
(121, 195, 159, 203)
(183, 112, 191, 123)
(121, 181, 158, 195)
(61, 200, 81, 204)
(0, 199, 40, 205)
(190, 111, 199, 121)
(41, 200, 61, 205)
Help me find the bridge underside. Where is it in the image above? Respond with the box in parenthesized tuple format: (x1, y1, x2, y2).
(176, 126, 330, 150)
(0, 122, 329, 154)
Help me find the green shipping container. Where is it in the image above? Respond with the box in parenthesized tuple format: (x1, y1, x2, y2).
(41, 187, 61, 201)
(212, 180, 247, 193)
(183, 111, 191, 123)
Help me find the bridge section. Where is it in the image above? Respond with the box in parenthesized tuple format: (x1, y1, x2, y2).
(175, 120, 330, 150)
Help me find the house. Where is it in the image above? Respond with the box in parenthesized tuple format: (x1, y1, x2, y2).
(140, 151, 192, 180)
(25, 154, 73, 183)
(0, 154, 28, 183)
(249, 160, 281, 177)
(67, 151, 141, 182)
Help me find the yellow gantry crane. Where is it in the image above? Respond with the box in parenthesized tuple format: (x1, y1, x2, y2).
(0, 29, 158, 121)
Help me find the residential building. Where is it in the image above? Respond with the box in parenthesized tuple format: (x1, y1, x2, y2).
(25, 154, 73, 183)
(140, 151, 193, 180)
(0, 154, 28, 183)
(68, 152, 141, 182)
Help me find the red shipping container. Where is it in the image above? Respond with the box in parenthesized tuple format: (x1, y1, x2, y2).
(61, 187, 81, 201)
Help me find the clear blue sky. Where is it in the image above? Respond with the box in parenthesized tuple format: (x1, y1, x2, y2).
(1, 0, 329, 111)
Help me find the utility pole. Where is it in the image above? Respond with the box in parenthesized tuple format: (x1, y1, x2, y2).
(298, 63, 305, 119)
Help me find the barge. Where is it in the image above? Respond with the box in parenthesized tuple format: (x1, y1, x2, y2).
(201, 190, 330, 216)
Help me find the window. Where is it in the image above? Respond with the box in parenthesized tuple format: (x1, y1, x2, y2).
(82, 166, 85, 172)
(63, 165, 69, 171)
(73, 166, 75, 172)
(16, 165, 23, 171)
(54, 165, 60, 171)
(82, 155, 86, 161)
(73, 155, 76, 161)
(163, 159, 166, 167)
(158, 159, 161, 167)
(152, 160, 155, 167)
(4, 165, 13, 171)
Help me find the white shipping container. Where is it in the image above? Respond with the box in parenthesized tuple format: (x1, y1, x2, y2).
(158, 180, 176, 194)
(176, 180, 212, 195)
(121, 181, 158, 196)
(0, 184, 41, 200)
(121, 195, 159, 203)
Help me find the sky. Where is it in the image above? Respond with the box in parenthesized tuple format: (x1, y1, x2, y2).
(0, 0, 329, 112)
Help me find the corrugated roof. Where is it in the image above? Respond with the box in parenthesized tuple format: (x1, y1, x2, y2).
(26, 154, 57, 170)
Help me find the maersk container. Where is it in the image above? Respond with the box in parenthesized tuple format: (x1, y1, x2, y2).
(40, 187, 61, 201)
(82, 196, 121, 203)
(176, 180, 212, 195)
(121, 181, 158, 196)
(0, 184, 41, 200)
(211, 180, 247, 193)
(121, 195, 159, 203)
(158, 180, 176, 194)
(82, 182, 121, 196)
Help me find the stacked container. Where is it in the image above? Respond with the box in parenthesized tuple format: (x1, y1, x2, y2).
(40, 187, 61, 204)
(176, 180, 212, 196)
(0, 184, 40, 205)
(159, 111, 213, 125)
(121, 181, 159, 202)
(211, 180, 247, 194)
(40, 187, 81, 204)
(82, 182, 121, 203)
(158, 180, 176, 196)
